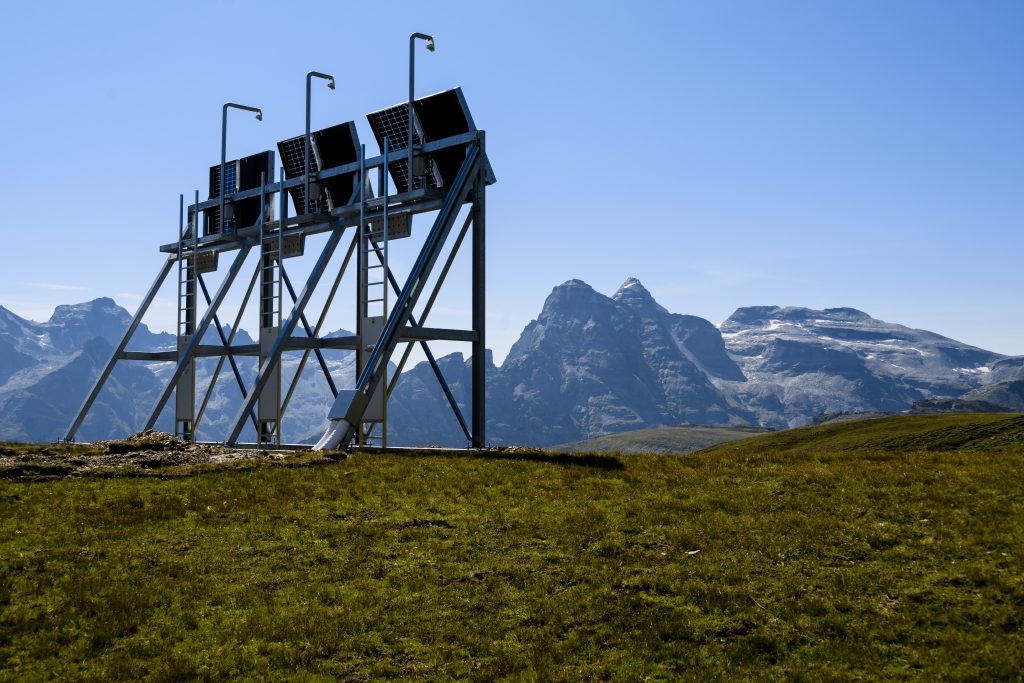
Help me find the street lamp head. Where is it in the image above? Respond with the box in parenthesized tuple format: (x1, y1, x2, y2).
(411, 32, 435, 52)
(225, 102, 263, 120)
(327, 77, 336, 90)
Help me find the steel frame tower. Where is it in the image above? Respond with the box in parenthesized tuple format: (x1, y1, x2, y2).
(64, 85, 493, 450)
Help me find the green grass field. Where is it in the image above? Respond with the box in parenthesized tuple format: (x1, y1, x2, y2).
(2, 414, 1023, 680)
(553, 424, 769, 454)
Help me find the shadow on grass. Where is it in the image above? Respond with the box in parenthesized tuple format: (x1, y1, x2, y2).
(381, 448, 625, 470)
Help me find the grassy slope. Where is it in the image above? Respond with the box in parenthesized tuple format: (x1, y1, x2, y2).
(704, 412, 1024, 456)
(0, 415, 1022, 680)
(553, 424, 769, 454)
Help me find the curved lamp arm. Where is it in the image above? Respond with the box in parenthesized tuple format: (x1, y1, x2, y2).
(220, 102, 263, 234)
(408, 32, 436, 191)
(305, 71, 336, 214)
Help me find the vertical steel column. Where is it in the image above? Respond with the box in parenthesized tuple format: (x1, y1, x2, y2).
(176, 195, 184, 335)
(258, 171, 281, 445)
(471, 132, 487, 448)
(175, 192, 197, 441)
(381, 138, 390, 448)
(355, 144, 366, 446)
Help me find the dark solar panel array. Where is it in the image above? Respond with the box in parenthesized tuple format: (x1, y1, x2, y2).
(195, 89, 492, 239)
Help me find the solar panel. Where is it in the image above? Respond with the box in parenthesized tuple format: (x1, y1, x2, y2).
(413, 87, 496, 187)
(276, 135, 326, 214)
(366, 103, 440, 194)
(313, 122, 360, 209)
(367, 88, 494, 194)
(237, 151, 275, 228)
(277, 122, 361, 214)
(205, 163, 237, 235)
(204, 151, 275, 236)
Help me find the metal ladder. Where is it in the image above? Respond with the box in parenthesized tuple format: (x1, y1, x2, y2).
(175, 194, 198, 441)
(356, 140, 392, 447)
(258, 175, 282, 446)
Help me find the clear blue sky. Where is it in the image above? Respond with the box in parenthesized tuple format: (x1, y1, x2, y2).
(1, 0, 1021, 363)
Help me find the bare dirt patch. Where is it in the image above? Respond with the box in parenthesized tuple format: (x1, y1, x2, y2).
(0, 430, 323, 479)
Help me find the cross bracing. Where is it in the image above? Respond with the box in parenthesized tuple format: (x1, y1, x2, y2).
(65, 87, 492, 450)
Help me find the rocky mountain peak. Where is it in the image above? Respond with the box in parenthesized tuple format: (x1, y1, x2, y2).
(0, 305, 39, 336)
(44, 298, 135, 352)
(612, 277, 669, 315)
(537, 279, 607, 320)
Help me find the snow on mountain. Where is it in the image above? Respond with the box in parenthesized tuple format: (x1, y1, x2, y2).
(0, 286, 1018, 446)
(717, 305, 1005, 427)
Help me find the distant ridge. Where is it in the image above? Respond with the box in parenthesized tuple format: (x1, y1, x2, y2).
(702, 412, 1024, 455)
(1, 282, 1021, 446)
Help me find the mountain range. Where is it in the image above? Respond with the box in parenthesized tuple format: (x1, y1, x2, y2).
(1, 279, 1021, 446)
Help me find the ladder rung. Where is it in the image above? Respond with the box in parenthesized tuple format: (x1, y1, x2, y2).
(366, 298, 384, 303)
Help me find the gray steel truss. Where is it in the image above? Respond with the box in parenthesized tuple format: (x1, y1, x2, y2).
(64, 130, 490, 449)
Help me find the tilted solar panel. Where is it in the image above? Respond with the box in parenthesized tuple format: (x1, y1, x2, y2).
(312, 121, 360, 209)
(277, 122, 360, 214)
(413, 87, 495, 187)
(366, 103, 440, 194)
(204, 151, 275, 236)
(276, 134, 325, 215)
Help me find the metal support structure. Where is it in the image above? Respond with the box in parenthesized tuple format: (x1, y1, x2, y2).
(225, 226, 346, 445)
(280, 234, 356, 418)
(145, 244, 254, 431)
(258, 171, 282, 445)
(67, 77, 492, 450)
(337, 143, 481, 447)
(472, 132, 487, 447)
(194, 268, 260, 434)
(175, 194, 196, 440)
(354, 138, 393, 446)
(382, 212, 474, 441)
(278, 260, 338, 397)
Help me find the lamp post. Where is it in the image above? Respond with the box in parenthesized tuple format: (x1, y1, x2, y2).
(220, 102, 262, 234)
(409, 32, 435, 191)
(305, 71, 335, 214)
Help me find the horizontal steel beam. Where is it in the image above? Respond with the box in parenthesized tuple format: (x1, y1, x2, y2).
(159, 195, 446, 255)
(399, 326, 479, 343)
(116, 327, 475, 362)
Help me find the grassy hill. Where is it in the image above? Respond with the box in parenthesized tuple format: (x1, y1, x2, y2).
(2, 413, 1022, 679)
(704, 411, 1024, 456)
(553, 424, 769, 454)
